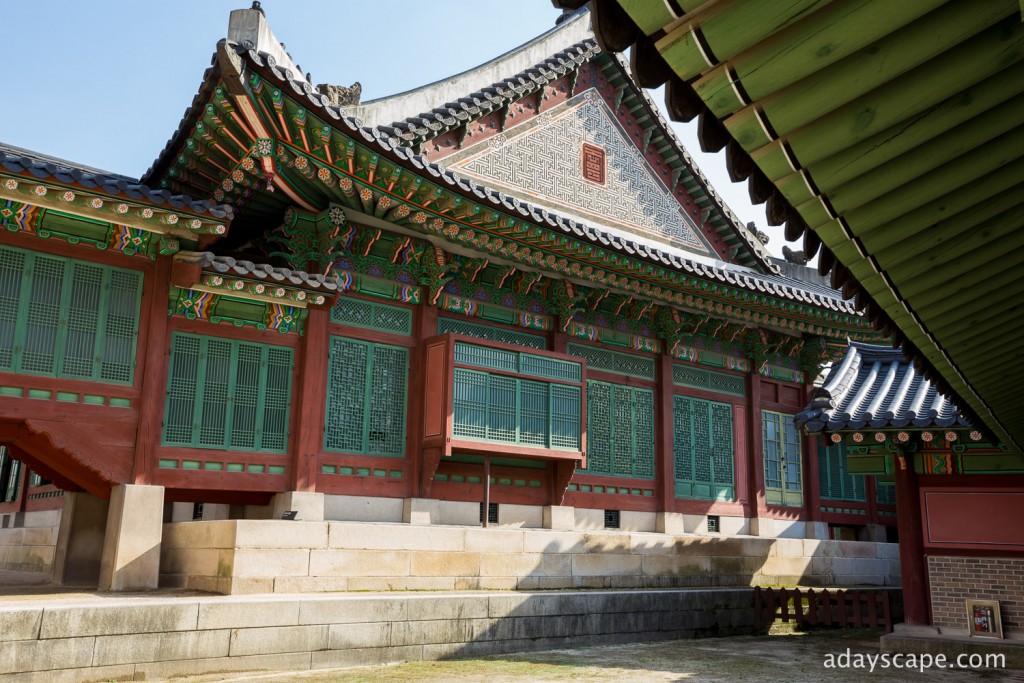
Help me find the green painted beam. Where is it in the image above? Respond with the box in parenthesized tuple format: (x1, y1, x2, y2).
(872, 190, 1024, 269)
(754, 3, 1015, 137)
(806, 88, 1024, 194)
(957, 340, 1023, 369)
(742, 19, 1024, 178)
(774, 69, 1024, 199)
(882, 207, 1024, 286)
(902, 251, 1021, 307)
(921, 284, 1024, 339)
(841, 134, 1024, 233)
(825, 119, 1024, 215)
(854, 159, 1024, 245)
(696, 0, 942, 118)
(930, 303, 1024, 349)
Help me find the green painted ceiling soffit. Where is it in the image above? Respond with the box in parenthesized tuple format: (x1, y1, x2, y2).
(593, 0, 1024, 451)
(152, 41, 881, 342)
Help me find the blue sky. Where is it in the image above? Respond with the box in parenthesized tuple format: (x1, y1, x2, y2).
(3, 1, 786, 255)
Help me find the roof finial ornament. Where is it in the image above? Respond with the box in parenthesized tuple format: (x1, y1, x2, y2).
(251, 1, 265, 16)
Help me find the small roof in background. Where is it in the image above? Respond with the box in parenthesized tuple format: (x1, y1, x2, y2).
(795, 341, 970, 432)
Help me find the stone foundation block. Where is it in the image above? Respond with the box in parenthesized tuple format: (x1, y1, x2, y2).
(409, 551, 481, 577)
(465, 528, 525, 553)
(496, 503, 543, 528)
(92, 629, 230, 666)
(0, 607, 43, 641)
(543, 505, 575, 530)
(235, 520, 328, 549)
(229, 625, 328, 656)
(39, 602, 199, 639)
(656, 512, 686, 535)
(99, 484, 164, 591)
(232, 548, 310, 578)
(197, 598, 302, 630)
(271, 491, 324, 522)
(571, 553, 642, 577)
(328, 522, 465, 552)
(325, 494, 404, 523)
(327, 622, 391, 650)
(309, 549, 410, 577)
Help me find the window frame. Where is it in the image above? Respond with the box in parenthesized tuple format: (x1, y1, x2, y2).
(762, 410, 804, 507)
(161, 332, 294, 453)
(583, 379, 655, 479)
(673, 395, 736, 501)
(323, 335, 409, 457)
(0, 245, 143, 385)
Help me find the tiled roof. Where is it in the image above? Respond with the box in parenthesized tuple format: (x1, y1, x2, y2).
(379, 40, 599, 143)
(175, 251, 341, 292)
(374, 30, 775, 274)
(147, 40, 858, 316)
(795, 342, 970, 432)
(0, 143, 232, 220)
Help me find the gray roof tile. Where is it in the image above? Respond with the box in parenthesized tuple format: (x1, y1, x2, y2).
(795, 342, 971, 431)
(176, 251, 341, 292)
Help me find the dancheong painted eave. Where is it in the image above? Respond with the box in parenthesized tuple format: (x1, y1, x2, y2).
(140, 35, 878, 342)
(0, 143, 233, 239)
(572, 0, 1024, 452)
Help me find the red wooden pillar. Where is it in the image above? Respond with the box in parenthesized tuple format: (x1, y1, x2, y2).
(550, 329, 567, 354)
(894, 449, 929, 625)
(655, 354, 674, 511)
(291, 306, 330, 492)
(803, 383, 821, 523)
(131, 255, 173, 485)
(410, 302, 439, 497)
(749, 370, 766, 521)
(865, 475, 879, 525)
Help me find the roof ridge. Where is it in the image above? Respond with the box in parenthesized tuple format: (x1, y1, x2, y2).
(350, 9, 593, 129)
(379, 38, 599, 141)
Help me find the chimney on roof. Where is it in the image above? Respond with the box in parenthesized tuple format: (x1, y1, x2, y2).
(227, 4, 309, 85)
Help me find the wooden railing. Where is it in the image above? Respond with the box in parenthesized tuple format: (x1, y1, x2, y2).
(753, 587, 898, 634)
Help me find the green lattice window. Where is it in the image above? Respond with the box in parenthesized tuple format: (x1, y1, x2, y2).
(325, 337, 408, 456)
(439, 317, 546, 349)
(672, 364, 745, 397)
(763, 411, 803, 507)
(0, 245, 143, 384)
(566, 343, 656, 380)
(818, 438, 866, 502)
(162, 333, 293, 452)
(673, 396, 735, 500)
(452, 368, 581, 450)
(454, 342, 581, 382)
(876, 481, 896, 506)
(0, 447, 21, 503)
(331, 297, 412, 336)
(584, 380, 654, 478)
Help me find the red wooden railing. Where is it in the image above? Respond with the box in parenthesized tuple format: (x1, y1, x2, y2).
(753, 587, 896, 634)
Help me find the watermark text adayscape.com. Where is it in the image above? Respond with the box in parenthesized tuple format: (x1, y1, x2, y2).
(824, 649, 1006, 673)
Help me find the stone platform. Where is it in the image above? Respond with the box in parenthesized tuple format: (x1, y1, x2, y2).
(881, 624, 1024, 669)
(160, 519, 901, 595)
(0, 588, 755, 682)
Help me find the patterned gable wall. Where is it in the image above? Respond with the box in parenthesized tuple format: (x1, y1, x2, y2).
(447, 89, 715, 258)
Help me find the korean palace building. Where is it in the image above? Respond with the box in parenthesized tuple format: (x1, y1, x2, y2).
(0, 2, 1021, 646)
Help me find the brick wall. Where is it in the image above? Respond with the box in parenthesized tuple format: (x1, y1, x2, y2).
(928, 555, 1024, 635)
